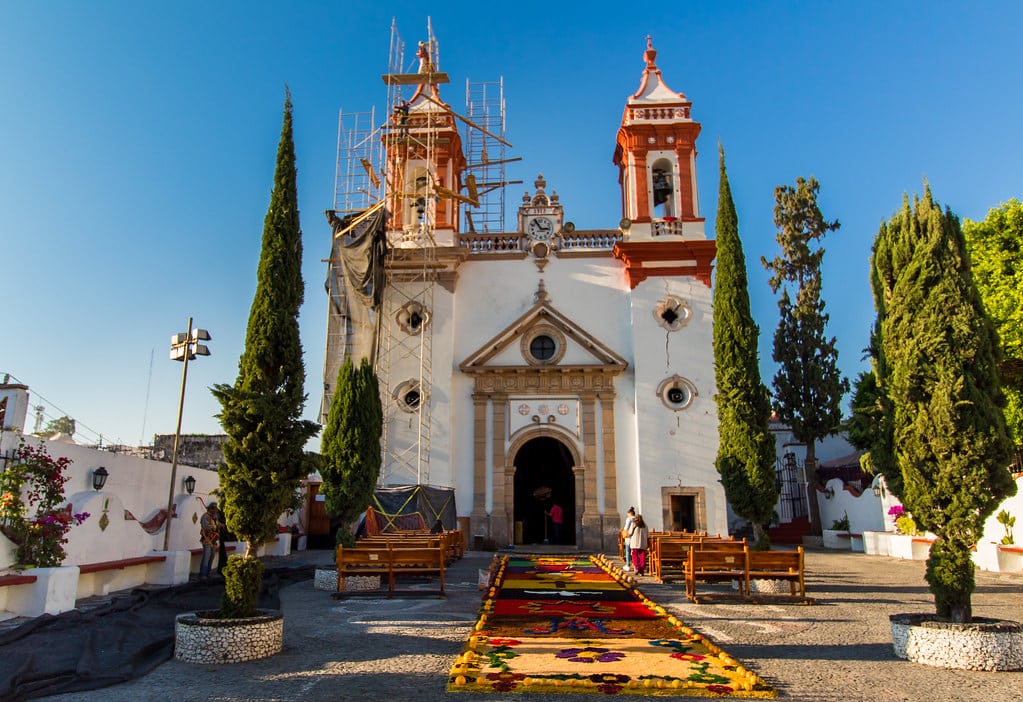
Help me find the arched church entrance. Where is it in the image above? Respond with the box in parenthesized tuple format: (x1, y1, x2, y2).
(513, 436, 576, 546)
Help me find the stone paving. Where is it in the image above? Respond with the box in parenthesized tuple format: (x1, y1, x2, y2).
(38, 546, 1023, 701)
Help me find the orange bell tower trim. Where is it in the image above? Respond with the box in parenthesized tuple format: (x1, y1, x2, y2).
(613, 239, 715, 290)
(612, 37, 704, 239)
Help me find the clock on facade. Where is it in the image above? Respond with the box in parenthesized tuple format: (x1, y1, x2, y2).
(527, 216, 554, 239)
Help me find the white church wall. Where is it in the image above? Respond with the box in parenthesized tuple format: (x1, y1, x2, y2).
(627, 277, 724, 534)
(426, 283, 456, 490)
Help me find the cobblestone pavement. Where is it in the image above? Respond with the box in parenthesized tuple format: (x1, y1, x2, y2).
(39, 547, 1023, 702)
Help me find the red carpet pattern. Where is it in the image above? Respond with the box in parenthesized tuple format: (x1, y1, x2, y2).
(448, 555, 776, 697)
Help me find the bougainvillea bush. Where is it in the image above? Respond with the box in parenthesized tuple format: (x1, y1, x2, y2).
(0, 441, 88, 567)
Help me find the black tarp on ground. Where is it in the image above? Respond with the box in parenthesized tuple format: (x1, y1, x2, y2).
(0, 565, 315, 702)
(371, 485, 457, 532)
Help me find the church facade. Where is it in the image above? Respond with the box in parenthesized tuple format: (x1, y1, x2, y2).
(323, 38, 724, 551)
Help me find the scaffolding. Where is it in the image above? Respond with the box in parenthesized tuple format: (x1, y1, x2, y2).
(464, 79, 509, 233)
(324, 19, 517, 488)
(375, 20, 443, 487)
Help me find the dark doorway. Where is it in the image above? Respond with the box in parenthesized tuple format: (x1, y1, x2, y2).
(513, 437, 576, 545)
(305, 482, 335, 549)
(670, 494, 696, 532)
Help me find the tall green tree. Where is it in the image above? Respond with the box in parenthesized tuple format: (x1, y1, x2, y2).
(843, 366, 899, 496)
(963, 199, 1023, 443)
(871, 187, 1015, 622)
(712, 146, 777, 547)
(762, 176, 848, 535)
(320, 357, 382, 547)
(212, 90, 319, 617)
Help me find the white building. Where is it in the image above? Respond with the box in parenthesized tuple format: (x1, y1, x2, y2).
(323, 36, 723, 551)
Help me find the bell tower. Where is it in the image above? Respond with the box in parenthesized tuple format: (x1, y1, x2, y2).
(612, 37, 704, 240)
(612, 37, 715, 290)
(383, 39, 468, 246)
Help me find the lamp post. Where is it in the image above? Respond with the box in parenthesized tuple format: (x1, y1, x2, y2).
(162, 317, 211, 552)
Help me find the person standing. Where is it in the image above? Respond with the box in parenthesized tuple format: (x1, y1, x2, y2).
(629, 513, 649, 576)
(621, 507, 636, 571)
(546, 502, 563, 544)
(199, 502, 219, 579)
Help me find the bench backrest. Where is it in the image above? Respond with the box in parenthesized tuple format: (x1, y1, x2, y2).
(746, 548, 803, 573)
(387, 545, 446, 568)
(696, 538, 747, 552)
(688, 546, 747, 572)
(336, 546, 391, 570)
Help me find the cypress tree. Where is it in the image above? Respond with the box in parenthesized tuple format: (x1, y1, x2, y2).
(320, 357, 382, 547)
(871, 187, 1015, 622)
(212, 90, 319, 615)
(712, 146, 777, 547)
(762, 176, 848, 535)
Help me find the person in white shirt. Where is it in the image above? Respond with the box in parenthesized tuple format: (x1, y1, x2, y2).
(628, 513, 649, 575)
(621, 507, 636, 571)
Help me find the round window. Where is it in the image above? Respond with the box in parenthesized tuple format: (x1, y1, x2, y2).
(403, 389, 420, 409)
(392, 379, 424, 414)
(529, 335, 557, 361)
(666, 386, 688, 405)
(657, 375, 698, 411)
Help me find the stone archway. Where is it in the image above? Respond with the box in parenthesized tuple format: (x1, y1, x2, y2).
(512, 436, 577, 545)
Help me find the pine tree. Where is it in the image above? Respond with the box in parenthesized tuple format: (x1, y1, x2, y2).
(871, 187, 1015, 622)
(212, 90, 319, 616)
(320, 357, 382, 547)
(762, 176, 848, 534)
(712, 146, 777, 548)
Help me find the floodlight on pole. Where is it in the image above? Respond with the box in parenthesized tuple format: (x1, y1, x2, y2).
(162, 317, 211, 552)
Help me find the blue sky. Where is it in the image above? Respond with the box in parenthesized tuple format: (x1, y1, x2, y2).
(2, 1, 1021, 447)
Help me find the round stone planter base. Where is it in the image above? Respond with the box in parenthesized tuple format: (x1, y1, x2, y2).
(748, 578, 789, 594)
(890, 613, 1023, 671)
(175, 610, 283, 664)
(314, 568, 382, 592)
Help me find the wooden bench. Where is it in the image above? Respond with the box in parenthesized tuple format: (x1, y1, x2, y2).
(745, 546, 807, 602)
(653, 537, 745, 583)
(335, 543, 446, 597)
(685, 546, 748, 603)
(360, 530, 463, 562)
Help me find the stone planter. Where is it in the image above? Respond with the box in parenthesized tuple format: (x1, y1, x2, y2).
(822, 529, 852, 550)
(313, 567, 381, 592)
(890, 613, 1023, 671)
(175, 609, 283, 664)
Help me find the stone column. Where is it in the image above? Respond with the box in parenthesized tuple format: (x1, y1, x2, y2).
(490, 395, 510, 546)
(470, 393, 488, 544)
(580, 392, 602, 550)
(598, 391, 622, 547)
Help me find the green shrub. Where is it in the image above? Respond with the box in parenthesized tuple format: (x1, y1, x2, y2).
(997, 509, 1015, 545)
(895, 515, 921, 536)
(220, 555, 264, 619)
(830, 513, 851, 532)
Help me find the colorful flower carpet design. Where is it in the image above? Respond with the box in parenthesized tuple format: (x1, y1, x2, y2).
(448, 555, 776, 697)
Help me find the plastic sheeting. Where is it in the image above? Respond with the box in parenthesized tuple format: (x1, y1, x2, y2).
(0, 565, 314, 701)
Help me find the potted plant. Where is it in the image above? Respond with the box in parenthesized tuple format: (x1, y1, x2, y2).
(822, 512, 851, 550)
(176, 91, 319, 665)
(871, 189, 1022, 670)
